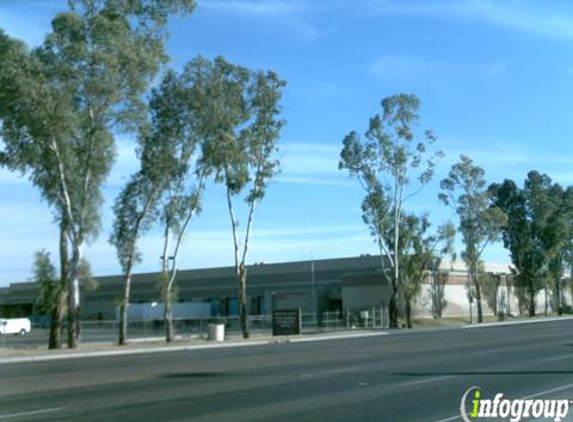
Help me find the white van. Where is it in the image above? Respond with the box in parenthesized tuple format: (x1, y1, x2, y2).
(0, 318, 31, 335)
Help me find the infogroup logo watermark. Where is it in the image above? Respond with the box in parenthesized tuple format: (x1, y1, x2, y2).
(460, 386, 571, 422)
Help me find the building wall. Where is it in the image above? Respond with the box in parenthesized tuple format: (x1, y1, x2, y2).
(1, 255, 569, 322)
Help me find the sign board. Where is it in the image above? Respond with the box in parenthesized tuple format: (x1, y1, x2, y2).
(272, 309, 301, 336)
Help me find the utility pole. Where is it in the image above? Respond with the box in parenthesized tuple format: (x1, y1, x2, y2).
(310, 253, 317, 323)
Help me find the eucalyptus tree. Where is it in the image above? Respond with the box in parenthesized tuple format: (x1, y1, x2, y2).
(399, 215, 455, 328)
(123, 61, 208, 344)
(339, 94, 442, 328)
(0, 1, 194, 348)
(440, 155, 506, 323)
(195, 56, 285, 339)
(112, 63, 210, 344)
(490, 172, 569, 316)
(110, 137, 173, 345)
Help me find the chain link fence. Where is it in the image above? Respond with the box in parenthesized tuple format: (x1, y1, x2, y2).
(1, 308, 388, 349)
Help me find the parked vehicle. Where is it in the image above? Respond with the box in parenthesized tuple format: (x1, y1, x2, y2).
(0, 318, 31, 335)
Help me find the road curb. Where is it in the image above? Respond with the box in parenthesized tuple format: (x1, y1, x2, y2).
(0, 331, 389, 365)
(461, 315, 573, 329)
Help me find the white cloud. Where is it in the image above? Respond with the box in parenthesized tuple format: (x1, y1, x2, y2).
(202, 0, 303, 18)
(200, 0, 321, 40)
(367, 55, 507, 82)
(276, 142, 356, 187)
(275, 176, 354, 187)
(369, 56, 429, 81)
(440, 136, 573, 171)
(279, 142, 340, 175)
(370, 0, 573, 40)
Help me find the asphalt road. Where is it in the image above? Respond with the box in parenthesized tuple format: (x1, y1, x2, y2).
(2, 320, 573, 421)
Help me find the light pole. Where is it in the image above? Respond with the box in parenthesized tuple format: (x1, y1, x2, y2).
(310, 253, 316, 322)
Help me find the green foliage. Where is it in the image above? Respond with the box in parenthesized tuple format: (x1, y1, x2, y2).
(440, 155, 506, 271)
(340, 94, 442, 270)
(32, 250, 60, 315)
(0, 1, 193, 347)
(78, 258, 98, 293)
(400, 215, 455, 300)
(477, 263, 501, 314)
(490, 171, 571, 315)
(179, 55, 285, 339)
(194, 56, 285, 202)
(440, 155, 506, 323)
(340, 94, 442, 328)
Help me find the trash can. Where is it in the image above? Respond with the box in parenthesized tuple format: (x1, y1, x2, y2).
(208, 323, 225, 341)
(360, 311, 370, 328)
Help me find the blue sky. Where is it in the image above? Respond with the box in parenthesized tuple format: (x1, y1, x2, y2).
(1, 0, 573, 286)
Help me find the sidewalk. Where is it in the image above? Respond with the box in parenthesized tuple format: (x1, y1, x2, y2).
(0, 329, 390, 365)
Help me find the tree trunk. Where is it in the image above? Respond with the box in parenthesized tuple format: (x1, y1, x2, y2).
(405, 295, 412, 329)
(50, 287, 67, 349)
(388, 287, 399, 329)
(238, 264, 249, 339)
(528, 285, 536, 317)
(118, 271, 132, 346)
(164, 298, 174, 342)
(557, 277, 563, 316)
(474, 277, 483, 323)
(49, 219, 68, 349)
(67, 244, 83, 349)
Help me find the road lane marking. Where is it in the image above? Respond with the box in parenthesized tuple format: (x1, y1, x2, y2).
(429, 381, 573, 422)
(0, 407, 65, 420)
(431, 415, 463, 422)
(300, 366, 365, 379)
(472, 348, 507, 355)
(398, 375, 454, 388)
(544, 354, 573, 362)
(521, 381, 573, 399)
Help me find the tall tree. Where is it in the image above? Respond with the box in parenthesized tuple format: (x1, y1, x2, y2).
(440, 155, 506, 323)
(0, 0, 194, 348)
(159, 167, 206, 343)
(399, 215, 455, 328)
(151, 63, 213, 343)
(110, 66, 203, 345)
(198, 56, 285, 339)
(339, 94, 442, 328)
(490, 172, 568, 316)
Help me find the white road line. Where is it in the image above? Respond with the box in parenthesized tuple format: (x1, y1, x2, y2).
(429, 381, 573, 422)
(473, 348, 507, 355)
(398, 375, 454, 388)
(300, 366, 365, 378)
(289, 332, 388, 343)
(521, 381, 573, 399)
(0, 407, 65, 420)
(544, 354, 573, 362)
(431, 415, 463, 422)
